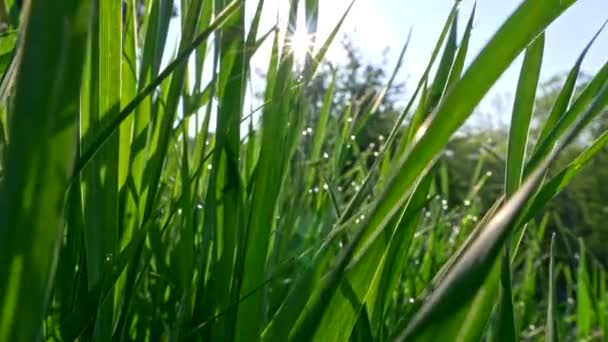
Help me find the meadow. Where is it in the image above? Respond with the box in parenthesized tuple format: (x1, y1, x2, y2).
(0, 0, 607, 341)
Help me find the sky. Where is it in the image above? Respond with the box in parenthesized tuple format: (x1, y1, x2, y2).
(169, 0, 608, 130)
(248, 0, 608, 122)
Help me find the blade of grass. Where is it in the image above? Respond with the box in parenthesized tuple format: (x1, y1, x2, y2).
(534, 18, 607, 149)
(80, 1, 122, 339)
(577, 238, 594, 340)
(497, 31, 544, 342)
(546, 233, 558, 342)
(73, 1, 242, 178)
(206, 0, 246, 339)
(0, 1, 91, 341)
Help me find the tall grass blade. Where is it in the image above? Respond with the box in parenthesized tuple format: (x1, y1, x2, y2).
(534, 18, 607, 149)
(73, 1, 241, 178)
(546, 233, 558, 342)
(497, 31, 544, 342)
(0, 1, 91, 341)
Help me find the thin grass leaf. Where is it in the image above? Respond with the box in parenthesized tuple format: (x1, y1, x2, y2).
(73, 1, 242, 178)
(0, 2, 91, 341)
(546, 233, 558, 342)
(445, 3, 476, 90)
(497, 31, 544, 342)
(534, 18, 607, 149)
(577, 239, 594, 340)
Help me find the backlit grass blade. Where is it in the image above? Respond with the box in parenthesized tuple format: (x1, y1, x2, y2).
(369, 174, 433, 338)
(193, 0, 213, 91)
(577, 239, 594, 339)
(0, 1, 91, 341)
(73, 1, 241, 178)
(497, 31, 544, 342)
(306, 73, 335, 189)
(428, 10, 458, 110)
(236, 42, 296, 342)
(119, 0, 137, 195)
(113, 1, 140, 332)
(521, 128, 608, 224)
(206, 0, 246, 339)
(518, 82, 608, 224)
(391, 1, 460, 150)
(80, 1, 122, 339)
(58, 224, 149, 341)
(506, 33, 544, 198)
(525, 57, 608, 174)
(404, 8, 459, 148)
(534, 18, 607, 149)
(546, 233, 558, 342)
(129, 0, 173, 207)
(355, 31, 411, 135)
(445, 3, 475, 90)
(307, 0, 354, 82)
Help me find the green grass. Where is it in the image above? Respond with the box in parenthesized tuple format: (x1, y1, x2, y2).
(0, 0, 607, 341)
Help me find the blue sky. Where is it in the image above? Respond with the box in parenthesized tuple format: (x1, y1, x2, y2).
(354, 0, 608, 90)
(241, 0, 608, 124)
(170, 0, 608, 129)
(308, 0, 608, 119)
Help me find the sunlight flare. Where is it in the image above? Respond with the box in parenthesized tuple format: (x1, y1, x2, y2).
(286, 8, 315, 71)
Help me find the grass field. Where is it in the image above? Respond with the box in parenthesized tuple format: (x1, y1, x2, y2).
(0, 0, 607, 341)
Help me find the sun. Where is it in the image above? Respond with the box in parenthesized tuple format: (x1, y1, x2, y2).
(285, 9, 315, 71)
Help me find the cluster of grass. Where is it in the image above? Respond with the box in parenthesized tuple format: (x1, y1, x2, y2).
(0, 0, 607, 341)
